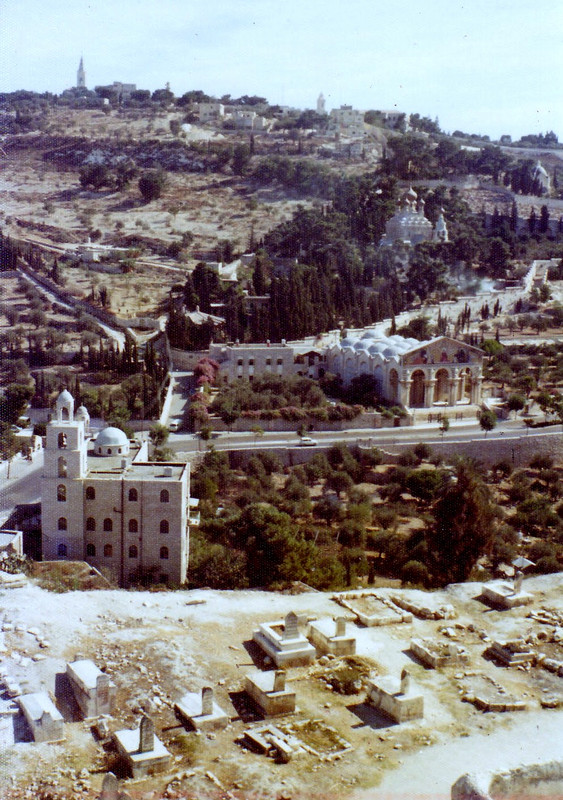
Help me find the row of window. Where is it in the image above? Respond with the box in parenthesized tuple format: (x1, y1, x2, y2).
(84, 543, 169, 559)
(236, 358, 283, 366)
(56, 517, 170, 533)
(81, 486, 170, 503)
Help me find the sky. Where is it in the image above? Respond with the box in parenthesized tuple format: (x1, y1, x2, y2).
(1, 0, 562, 140)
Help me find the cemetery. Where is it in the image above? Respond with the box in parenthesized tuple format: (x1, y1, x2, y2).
(0, 576, 562, 799)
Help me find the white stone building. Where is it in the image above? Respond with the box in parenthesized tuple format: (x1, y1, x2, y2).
(208, 342, 323, 383)
(329, 105, 365, 137)
(41, 390, 190, 587)
(326, 334, 483, 409)
(198, 102, 225, 122)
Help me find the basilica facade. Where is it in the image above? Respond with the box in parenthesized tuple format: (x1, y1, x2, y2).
(325, 334, 484, 409)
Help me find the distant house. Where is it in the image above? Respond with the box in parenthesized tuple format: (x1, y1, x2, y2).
(198, 102, 225, 122)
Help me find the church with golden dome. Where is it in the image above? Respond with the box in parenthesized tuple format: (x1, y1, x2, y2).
(379, 187, 448, 247)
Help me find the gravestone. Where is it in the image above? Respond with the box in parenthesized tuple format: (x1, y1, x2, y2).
(400, 668, 410, 695)
(273, 670, 286, 693)
(138, 714, 154, 753)
(201, 686, 213, 716)
(335, 617, 347, 637)
(513, 571, 523, 595)
(100, 772, 119, 800)
(283, 612, 299, 640)
(97, 673, 110, 711)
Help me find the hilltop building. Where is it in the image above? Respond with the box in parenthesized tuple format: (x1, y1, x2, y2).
(76, 57, 86, 89)
(41, 390, 190, 587)
(379, 187, 448, 247)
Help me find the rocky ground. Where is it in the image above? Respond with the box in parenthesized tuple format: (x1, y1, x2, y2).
(0, 573, 562, 800)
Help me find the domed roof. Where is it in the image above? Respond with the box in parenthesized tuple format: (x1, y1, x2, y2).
(361, 330, 376, 339)
(75, 405, 89, 420)
(354, 340, 368, 350)
(383, 347, 397, 357)
(56, 389, 74, 405)
(340, 338, 355, 348)
(368, 344, 383, 354)
(95, 427, 128, 447)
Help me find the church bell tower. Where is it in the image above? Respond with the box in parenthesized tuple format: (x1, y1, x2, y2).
(77, 57, 86, 89)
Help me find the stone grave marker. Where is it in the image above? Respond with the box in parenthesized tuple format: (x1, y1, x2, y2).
(283, 612, 299, 640)
(138, 714, 154, 753)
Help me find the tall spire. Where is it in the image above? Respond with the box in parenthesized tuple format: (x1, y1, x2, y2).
(77, 56, 86, 89)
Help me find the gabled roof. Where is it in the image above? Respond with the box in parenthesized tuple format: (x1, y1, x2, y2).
(401, 336, 484, 357)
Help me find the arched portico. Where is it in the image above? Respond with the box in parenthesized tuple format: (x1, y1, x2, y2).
(409, 370, 426, 407)
(435, 368, 450, 404)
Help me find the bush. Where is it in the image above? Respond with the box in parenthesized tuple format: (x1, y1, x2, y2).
(401, 560, 430, 586)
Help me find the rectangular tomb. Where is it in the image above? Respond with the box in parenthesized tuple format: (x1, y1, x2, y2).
(66, 659, 116, 719)
(174, 686, 229, 731)
(366, 671, 423, 723)
(410, 638, 469, 669)
(113, 715, 170, 779)
(307, 617, 356, 656)
(481, 581, 533, 610)
(253, 611, 316, 667)
(390, 592, 456, 620)
(488, 640, 535, 667)
(245, 670, 296, 717)
(460, 675, 527, 712)
(18, 692, 64, 743)
(335, 592, 411, 627)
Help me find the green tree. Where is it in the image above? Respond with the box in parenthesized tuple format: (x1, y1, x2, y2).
(149, 422, 169, 449)
(138, 170, 167, 203)
(427, 460, 497, 584)
(232, 143, 251, 176)
(478, 409, 497, 436)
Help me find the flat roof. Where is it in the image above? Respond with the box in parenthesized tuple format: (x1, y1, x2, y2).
(67, 659, 102, 689)
(19, 692, 63, 722)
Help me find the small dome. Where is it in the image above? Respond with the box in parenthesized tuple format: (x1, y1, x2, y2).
(340, 338, 355, 349)
(75, 405, 89, 421)
(383, 347, 397, 357)
(361, 330, 376, 339)
(354, 340, 368, 350)
(368, 344, 383, 355)
(56, 389, 74, 406)
(95, 427, 128, 447)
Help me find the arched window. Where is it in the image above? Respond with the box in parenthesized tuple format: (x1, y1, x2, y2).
(128, 545, 138, 558)
(160, 489, 170, 503)
(86, 543, 96, 557)
(128, 488, 138, 502)
(103, 518, 113, 532)
(57, 484, 66, 502)
(86, 517, 96, 531)
(159, 519, 169, 534)
(58, 457, 67, 478)
(86, 486, 95, 500)
(160, 546, 169, 560)
(103, 544, 113, 557)
(58, 517, 67, 531)
(58, 543, 67, 557)
(57, 432, 67, 449)
(128, 519, 138, 533)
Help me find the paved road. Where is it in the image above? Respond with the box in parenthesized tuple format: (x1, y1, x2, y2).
(167, 417, 558, 454)
(0, 451, 43, 521)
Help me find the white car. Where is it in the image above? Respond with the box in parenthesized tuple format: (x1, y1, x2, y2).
(168, 419, 182, 432)
(297, 436, 318, 447)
